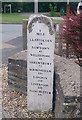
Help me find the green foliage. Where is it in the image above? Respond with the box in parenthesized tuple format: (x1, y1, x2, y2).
(49, 3, 57, 17)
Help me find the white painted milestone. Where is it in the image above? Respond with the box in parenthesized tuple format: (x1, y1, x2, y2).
(27, 15, 55, 111)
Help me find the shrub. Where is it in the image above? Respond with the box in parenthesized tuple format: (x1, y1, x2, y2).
(61, 14, 82, 62)
(49, 3, 57, 17)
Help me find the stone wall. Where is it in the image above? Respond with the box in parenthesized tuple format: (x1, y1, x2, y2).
(54, 55, 80, 118)
(8, 50, 27, 94)
(8, 50, 81, 118)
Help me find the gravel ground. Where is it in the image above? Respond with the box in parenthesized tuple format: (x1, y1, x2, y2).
(2, 65, 55, 118)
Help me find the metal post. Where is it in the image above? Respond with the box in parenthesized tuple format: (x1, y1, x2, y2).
(9, 4, 11, 13)
(34, 0, 38, 14)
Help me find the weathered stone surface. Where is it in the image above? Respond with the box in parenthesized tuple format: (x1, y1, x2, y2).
(27, 15, 55, 112)
(54, 55, 80, 118)
(22, 19, 28, 50)
(8, 50, 27, 60)
(8, 50, 27, 94)
(8, 64, 27, 77)
(22, 19, 57, 51)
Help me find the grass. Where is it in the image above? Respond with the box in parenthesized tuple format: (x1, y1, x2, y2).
(0, 13, 63, 24)
(0, 13, 28, 23)
(53, 19, 63, 24)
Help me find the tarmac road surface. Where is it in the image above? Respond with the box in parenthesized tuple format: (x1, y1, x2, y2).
(0, 24, 23, 64)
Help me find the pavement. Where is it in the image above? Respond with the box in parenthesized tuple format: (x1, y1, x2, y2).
(1, 24, 22, 42)
(0, 24, 23, 64)
(2, 36, 23, 64)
